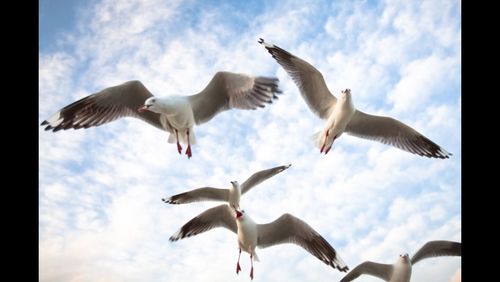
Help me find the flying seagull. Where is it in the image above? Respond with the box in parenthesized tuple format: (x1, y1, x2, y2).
(259, 38, 451, 159)
(340, 240, 461, 281)
(41, 71, 282, 158)
(169, 205, 349, 280)
(162, 164, 291, 209)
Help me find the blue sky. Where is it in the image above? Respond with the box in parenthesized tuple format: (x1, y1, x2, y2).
(39, 1, 461, 281)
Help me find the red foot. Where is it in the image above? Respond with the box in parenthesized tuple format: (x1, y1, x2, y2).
(325, 145, 332, 154)
(325, 135, 337, 154)
(320, 130, 329, 154)
(250, 267, 254, 280)
(185, 145, 192, 159)
(177, 142, 182, 154)
(236, 262, 241, 274)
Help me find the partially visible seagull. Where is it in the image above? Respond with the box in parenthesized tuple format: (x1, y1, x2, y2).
(41, 71, 282, 158)
(340, 240, 461, 282)
(162, 164, 291, 209)
(169, 205, 349, 280)
(259, 38, 451, 159)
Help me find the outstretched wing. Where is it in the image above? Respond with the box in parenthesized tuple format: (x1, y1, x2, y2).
(240, 164, 291, 195)
(411, 240, 461, 265)
(340, 261, 393, 282)
(41, 80, 165, 131)
(162, 187, 229, 204)
(169, 205, 237, 241)
(346, 110, 451, 159)
(257, 213, 348, 272)
(259, 38, 336, 119)
(187, 71, 282, 125)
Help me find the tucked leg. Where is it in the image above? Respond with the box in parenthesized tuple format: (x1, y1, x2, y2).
(324, 135, 337, 154)
(320, 130, 329, 153)
(250, 254, 254, 280)
(185, 129, 192, 158)
(236, 249, 242, 274)
(175, 129, 182, 154)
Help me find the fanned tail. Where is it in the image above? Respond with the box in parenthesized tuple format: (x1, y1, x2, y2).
(311, 131, 323, 149)
(252, 252, 260, 262)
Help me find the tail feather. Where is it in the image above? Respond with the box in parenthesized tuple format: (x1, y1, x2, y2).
(252, 252, 260, 262)
(311, 131, 323, 149)
(167, 133, 176, 144)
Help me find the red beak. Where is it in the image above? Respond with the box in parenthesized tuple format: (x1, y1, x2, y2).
(235, 210, 243, 219)
(138, 105, 148, 113)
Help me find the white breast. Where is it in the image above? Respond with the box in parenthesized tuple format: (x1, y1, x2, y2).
(228, 185, 241, 208)
(162, 97, 195, 129)
(389, 261, 412, 282)
(237, 218, 258, 253)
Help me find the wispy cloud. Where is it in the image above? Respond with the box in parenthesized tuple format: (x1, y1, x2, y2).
(40, 0, 461, 281)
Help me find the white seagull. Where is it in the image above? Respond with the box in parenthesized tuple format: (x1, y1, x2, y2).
(259, 39, 451, 159)
(169, 205, 349, 280)
(340, 240, 461, 282)
(41, 71, 282, 158)
(162, 164, 291, 209)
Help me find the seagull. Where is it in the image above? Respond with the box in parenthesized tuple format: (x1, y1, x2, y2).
(169, 205, 349, 280)
(340, 240, 461, 282)
(41, 71, 282, 158)
(259, 38, 451, 159)
(162, 164, 291, 209)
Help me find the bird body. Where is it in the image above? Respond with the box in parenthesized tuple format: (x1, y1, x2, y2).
(259, 38, 451, 158)
(162, 164, 291, 209)
(389, 256, 412, 282)
(236, 211, 260, 262)
(143, 96, 197, 146)
(339, 241, 461, 281)
(169, 205, 348, 280)
(316, 89, 356, 153)
(228, 181, 242, 210)
(41, 71, 282, 158)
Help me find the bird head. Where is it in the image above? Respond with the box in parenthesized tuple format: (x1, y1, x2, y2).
(235, 209, 245, 220)
(341, 88, 351, 96)
(230, 181, 239, 187)
(399, 253, 410, 263)
(340, 88, 352, 101)
(138, 97, 157, 113)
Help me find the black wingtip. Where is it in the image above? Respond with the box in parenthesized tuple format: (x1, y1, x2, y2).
(339, 265, 349, 272)
(41, 120, 56, 131)
(162, 198, 177, 204)
(258, 38, 264, 44)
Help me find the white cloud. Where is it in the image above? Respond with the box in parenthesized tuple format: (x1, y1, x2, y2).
(388, 55, 459, 114)
(40, 0, 461, 281)
(39, 53, 76, 115)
